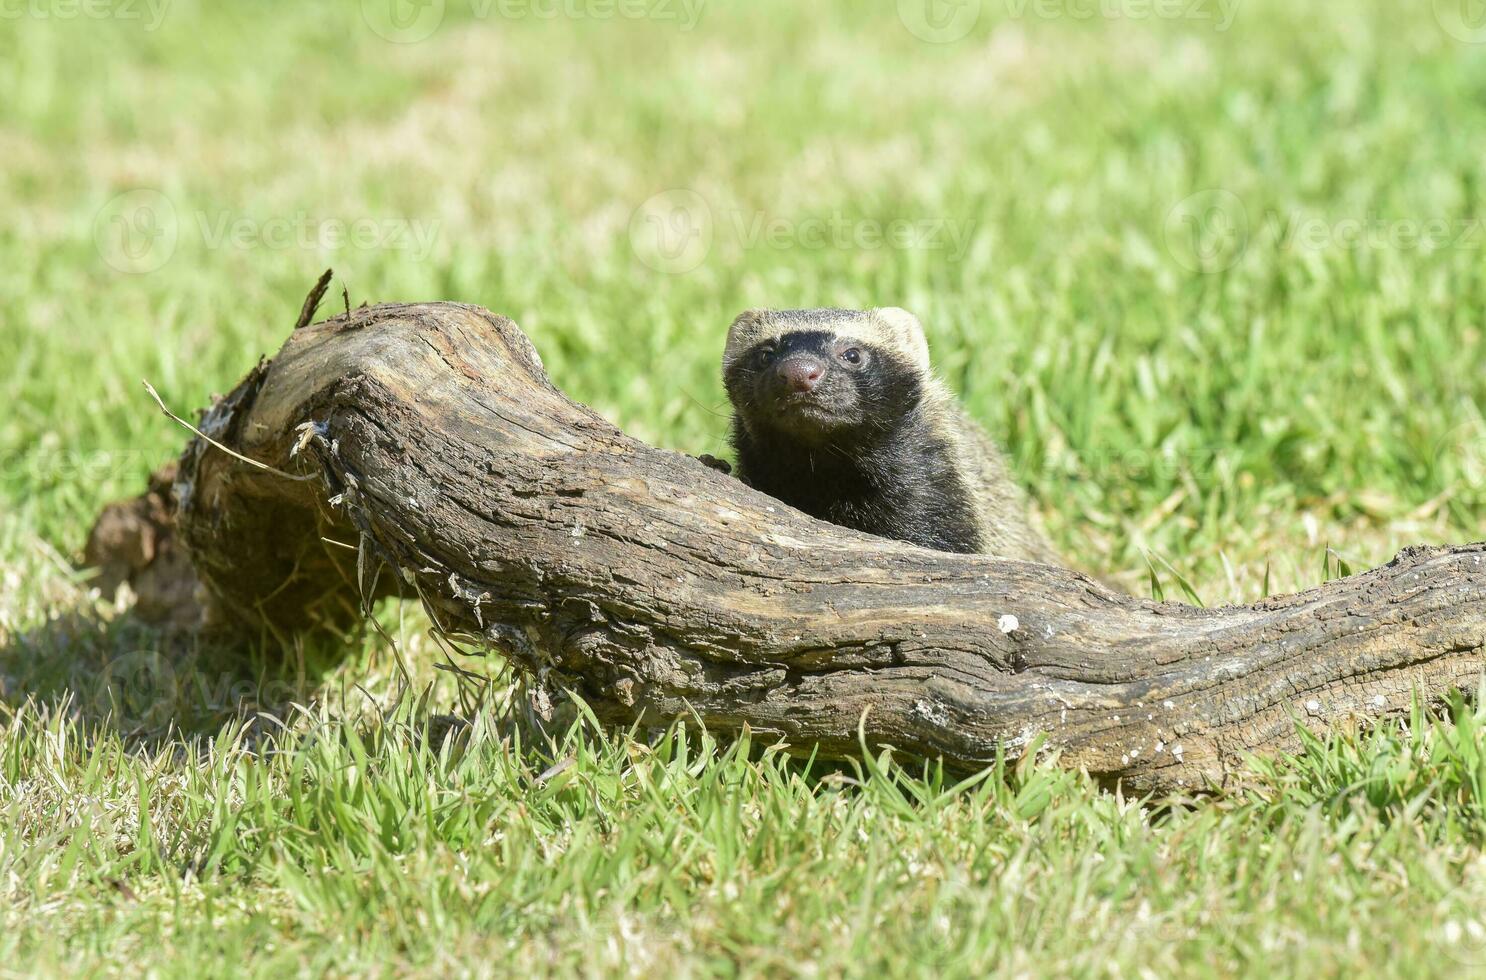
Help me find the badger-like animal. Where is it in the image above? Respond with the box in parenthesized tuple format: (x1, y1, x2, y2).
(719, 307, 1057, 561)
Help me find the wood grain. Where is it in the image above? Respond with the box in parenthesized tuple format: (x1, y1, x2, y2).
(116, 301, 1486, 792)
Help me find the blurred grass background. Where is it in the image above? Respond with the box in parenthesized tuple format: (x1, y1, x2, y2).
(5, 0, 1486, 975)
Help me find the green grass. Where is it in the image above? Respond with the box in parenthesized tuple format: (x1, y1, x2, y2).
(5, 0, 1486, 974)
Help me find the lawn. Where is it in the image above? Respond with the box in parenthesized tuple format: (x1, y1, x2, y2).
(5, 0, 1486, 974)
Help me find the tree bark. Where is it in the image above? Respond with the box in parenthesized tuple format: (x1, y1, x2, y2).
(98, 299, 1486, 793)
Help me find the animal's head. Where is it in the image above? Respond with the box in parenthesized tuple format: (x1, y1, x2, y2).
(722, 307, 932, 442)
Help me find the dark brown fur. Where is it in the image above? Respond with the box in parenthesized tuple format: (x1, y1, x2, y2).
(722, 308, 1057, 561)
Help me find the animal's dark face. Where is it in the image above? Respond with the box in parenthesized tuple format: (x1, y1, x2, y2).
(724, 329, 923, 443)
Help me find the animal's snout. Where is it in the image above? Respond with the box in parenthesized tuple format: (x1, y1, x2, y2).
(776, 355, 825, 393)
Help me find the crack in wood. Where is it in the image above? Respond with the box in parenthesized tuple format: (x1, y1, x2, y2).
(80, 299, 1486, 794)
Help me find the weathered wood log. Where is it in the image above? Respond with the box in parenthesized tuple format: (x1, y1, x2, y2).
(106, 299, 1486, 793)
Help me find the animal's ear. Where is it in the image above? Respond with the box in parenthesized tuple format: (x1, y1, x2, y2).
(724, 309, 772, 371)
(872, 307, 931, 372)
(727, 309, 768, 341)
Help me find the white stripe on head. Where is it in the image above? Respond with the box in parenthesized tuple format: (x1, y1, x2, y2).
(723, 307, 932, 373)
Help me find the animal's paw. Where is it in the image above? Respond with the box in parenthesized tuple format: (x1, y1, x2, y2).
(696, 453, 732, 475)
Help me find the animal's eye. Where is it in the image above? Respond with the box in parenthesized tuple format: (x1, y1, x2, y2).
(840, 347, 863, 365)
(754, 346, 775, 366)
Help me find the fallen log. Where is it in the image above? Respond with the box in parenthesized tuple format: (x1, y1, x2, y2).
(95, 298, 1486, 792)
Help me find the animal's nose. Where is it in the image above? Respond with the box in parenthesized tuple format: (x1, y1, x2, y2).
(777, 356, 825, 393)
